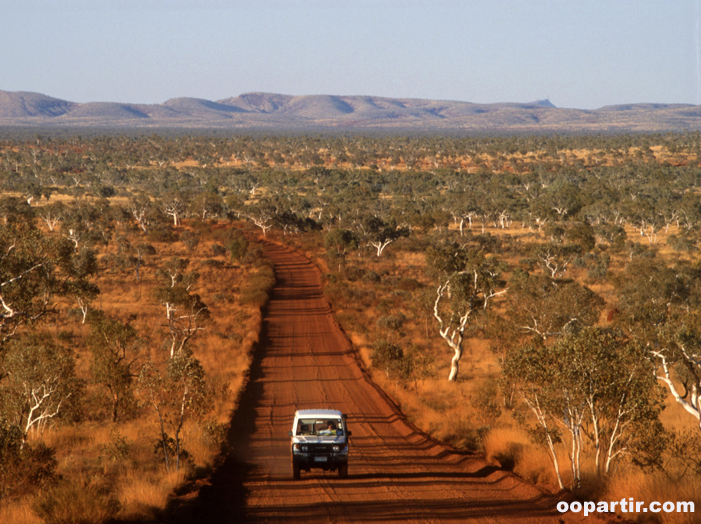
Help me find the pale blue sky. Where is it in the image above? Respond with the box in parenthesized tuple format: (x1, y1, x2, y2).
(1, 0, 699, 109)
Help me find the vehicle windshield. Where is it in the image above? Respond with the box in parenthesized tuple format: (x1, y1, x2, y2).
(296, 418, 344, 436)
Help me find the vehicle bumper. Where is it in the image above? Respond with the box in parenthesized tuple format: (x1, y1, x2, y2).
(292, 452, 348, 470)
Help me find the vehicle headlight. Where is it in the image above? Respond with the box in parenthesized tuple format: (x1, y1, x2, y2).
(333, 445, 340, 452)
(302, 445, 308, 451)
(293, 444, 309, 452)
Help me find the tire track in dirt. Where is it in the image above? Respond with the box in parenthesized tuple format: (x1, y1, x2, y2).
(183, 242, 604, 524)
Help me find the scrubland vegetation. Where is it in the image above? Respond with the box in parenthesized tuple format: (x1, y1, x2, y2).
(2, 132, 701, 522)
(0, 154, 275, 522)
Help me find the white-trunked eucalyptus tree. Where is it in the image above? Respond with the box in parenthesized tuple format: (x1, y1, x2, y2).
(361, 216, 410, 257)
(0, 203, 83, 350)
(614, 257, 701, 435)
(155, 258, 209, 358)
(137, 348, 210, 472)
(427, 242, 505, 381)
(243, 197, 278, 237)
(503, 328, 665, 490)
(1, 333, 81, 447)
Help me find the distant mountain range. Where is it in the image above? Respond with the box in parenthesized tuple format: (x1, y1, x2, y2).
(1, 90, 700, 133)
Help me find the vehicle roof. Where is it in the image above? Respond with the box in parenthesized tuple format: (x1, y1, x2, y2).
(294, 409, 343, 419)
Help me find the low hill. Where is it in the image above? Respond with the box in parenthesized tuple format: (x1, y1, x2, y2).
(0, 89, 699, 133)
(66, 102, 151, 120)
(0, 91, 75, 118)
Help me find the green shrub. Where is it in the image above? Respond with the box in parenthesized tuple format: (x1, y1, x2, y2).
(472, 379, 502, 426)
(202, 258, 225, 268)
(181, 231, 200, 253)
(242, 244, 264, 265)
(147, 225, 178, 243)
(201, 419, 228, 447)
(100, 430, 133, 462)
(210, 243, 227, 257)
(228, 232, 249, 262)
(239, 265, 275, 307)
(376, 313, 406, 332)
(371, 340, 409, 381)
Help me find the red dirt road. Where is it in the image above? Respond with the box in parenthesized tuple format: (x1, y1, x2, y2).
(187, 243, 597, 523)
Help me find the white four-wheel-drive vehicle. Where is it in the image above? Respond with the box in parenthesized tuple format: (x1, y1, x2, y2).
(288, 409, 351, 479)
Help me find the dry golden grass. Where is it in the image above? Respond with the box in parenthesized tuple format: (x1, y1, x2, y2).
(284, 221, 701, 509)
(483, 426, 564, 486)
(0, 498, 43, 524)
(1, 220, 274, 523)
(606, 471, 701, 524)
(115, 469, 186, 521)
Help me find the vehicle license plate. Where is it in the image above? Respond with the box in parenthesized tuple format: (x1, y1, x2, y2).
(314, 456, 328, 462)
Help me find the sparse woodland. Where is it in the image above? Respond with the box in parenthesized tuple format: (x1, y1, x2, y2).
(2, 132, 701, 522)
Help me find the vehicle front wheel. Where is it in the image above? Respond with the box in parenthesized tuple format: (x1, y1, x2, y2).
(293, 463, 301, 480)
(338, 464, 348, 479)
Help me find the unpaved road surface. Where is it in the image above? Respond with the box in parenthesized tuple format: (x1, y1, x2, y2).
(188, 243, 597, 523)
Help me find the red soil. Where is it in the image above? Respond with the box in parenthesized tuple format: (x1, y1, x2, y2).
(178, 242, 609, 524)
